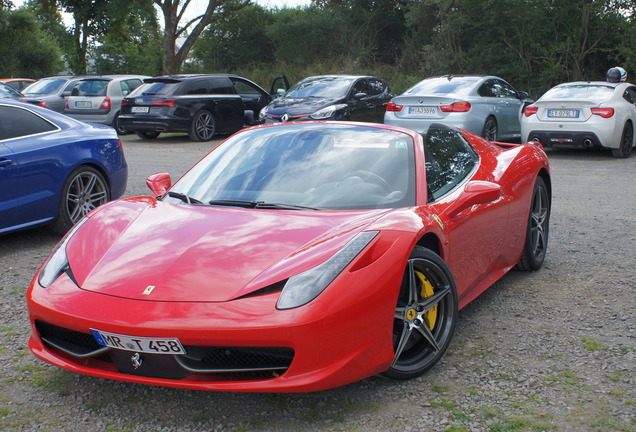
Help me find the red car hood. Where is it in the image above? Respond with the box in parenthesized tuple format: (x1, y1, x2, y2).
(66, 197, 388, 302)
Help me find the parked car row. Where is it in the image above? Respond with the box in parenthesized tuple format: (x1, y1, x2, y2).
(6, 71, 634, 157)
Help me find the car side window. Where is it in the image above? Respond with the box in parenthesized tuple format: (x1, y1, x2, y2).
(623, 87, 636, 105)
(367, 79, 386, 96)
(351, 79, 368, 96)
(183, 79, 209, 95)
(493, 80, 518, 98)
(478, 80, 496, 97)
(209, 78, 234, 95)
(63, 80, 78, 93)
(122, 79, 143, 96)
(120, 81, 132, 96)
(231, 79, 263, 96)
(0, 106, 57, 141)
(423, 126, 477, 202)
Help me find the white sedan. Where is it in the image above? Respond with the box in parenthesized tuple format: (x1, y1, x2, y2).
(522, 81, 636, 158)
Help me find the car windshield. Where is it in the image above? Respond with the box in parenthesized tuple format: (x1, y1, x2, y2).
(540, 84, 615, 102)
(406, 77, 480, 96)
(168, 124, 416, 210)
(285, 77, 355, 99)
(0, 84, 21, 97)
(23, 78, 67, 95)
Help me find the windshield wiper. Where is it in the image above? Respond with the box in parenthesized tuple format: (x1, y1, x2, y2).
(208, 199, 319, 210)
(166, 191, 203, 205)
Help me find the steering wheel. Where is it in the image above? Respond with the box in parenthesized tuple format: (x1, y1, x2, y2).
(344, 170, 391, 193)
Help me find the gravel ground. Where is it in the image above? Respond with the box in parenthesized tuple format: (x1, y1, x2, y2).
(1, 135, 634, 432)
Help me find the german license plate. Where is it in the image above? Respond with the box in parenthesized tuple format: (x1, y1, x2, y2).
(409, 106, 437, 115)
(90, 329, 186, 354)
(75, 101, 92, 108)
(547, 109, 579, 118)
(131, 106, 149, 113)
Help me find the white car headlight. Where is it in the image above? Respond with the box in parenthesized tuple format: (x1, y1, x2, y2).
(276, 231, 378, 310)
(38, 217, 88, 288)
(259, 107, 267, 120)
(310, 104, 344, 120)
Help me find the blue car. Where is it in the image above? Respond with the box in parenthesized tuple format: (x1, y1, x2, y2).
(0, 100, 128, 235)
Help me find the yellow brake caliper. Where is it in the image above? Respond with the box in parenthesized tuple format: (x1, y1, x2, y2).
(415, 271, 437, 330)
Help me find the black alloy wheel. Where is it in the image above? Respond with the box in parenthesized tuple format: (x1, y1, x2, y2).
(189, 110, 216, 141)
(611, 122, 633, 158)
(113, 113, 128, 135)
(481, 116, 498, 141)
(515, 176, 550, 271)
(382, 246, 458, 380)
(52, 166, 110, 234)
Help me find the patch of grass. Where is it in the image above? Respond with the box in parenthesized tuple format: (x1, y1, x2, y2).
(13, 363, 47, 373)
(609, 370, 624, 382)
(581, 336, 608, 351)
(30, 369, 72, 396)
(0, 406, 13, 416)
(343, 397, 380, 414)
(432, 384, 450, 393)
(446, 425, 470, 432)
(85, 401, 106, 414)
(431, 398, 456, 410)
(480, 405, 504, 419)
(538, 352, 563, 359)
(560, 370, 582, 385)
(487, 415, 552, 431)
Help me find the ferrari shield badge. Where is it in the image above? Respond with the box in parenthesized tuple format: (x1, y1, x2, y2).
(142, 285, 156, 295)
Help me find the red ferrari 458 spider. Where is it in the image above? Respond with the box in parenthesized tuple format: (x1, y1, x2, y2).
(27, 121, 550, 392)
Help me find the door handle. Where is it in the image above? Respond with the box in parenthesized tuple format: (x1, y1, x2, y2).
(0, 158, 13, 167)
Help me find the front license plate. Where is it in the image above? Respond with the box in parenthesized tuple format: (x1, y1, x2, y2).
(91, 329, 186, 354)
(131, 106, 149, 113)
(409, 106, 437, 115)
(547, 109, 579, 118)
(75, 101, 92, 108)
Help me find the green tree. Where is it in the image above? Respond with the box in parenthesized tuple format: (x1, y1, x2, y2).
(33, 0, 149, 74)
(191, 3, 275, 72)
(0, 8, 63, 77)
(92, 1, 162, 75)
(154, 0, 249, 74)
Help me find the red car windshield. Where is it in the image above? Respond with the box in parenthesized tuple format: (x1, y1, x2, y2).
(170, 124, 416, 210)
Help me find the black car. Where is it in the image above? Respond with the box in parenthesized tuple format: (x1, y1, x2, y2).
(119, 74, 288, 141)
(259, 75, 394, 123)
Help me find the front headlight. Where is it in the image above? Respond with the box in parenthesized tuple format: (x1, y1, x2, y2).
(259, 107, 267, 120)
(276, 231, 378, 310)
(310, 104, 345, 120)
(38, 217, 88, 287)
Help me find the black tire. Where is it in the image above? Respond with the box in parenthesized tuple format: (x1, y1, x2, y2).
(136, 131, 160, 140)
(515, 176, 550, 271)
(113, 112, 128, 135)
(481, 116, 498, 141)
(52, 166, 110, 235)
(611, 122, 633, 158)
(189, 110, 216, 141)
(382, 246, 458, 380)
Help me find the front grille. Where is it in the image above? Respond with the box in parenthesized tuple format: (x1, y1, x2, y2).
(34, 320, 294, 380)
